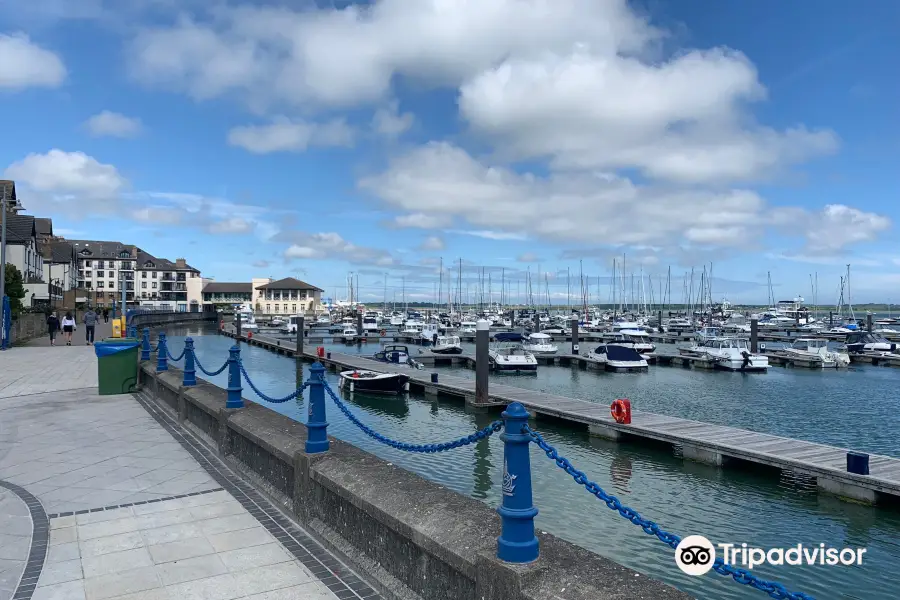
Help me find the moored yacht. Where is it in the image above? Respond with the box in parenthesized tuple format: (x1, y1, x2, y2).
(488, 343, 538, 372)
(783, 338, 850, 368)
(234, 304, 259, 332)
(429, 335, 463, 354)
(843, 332, 896, 354)
(586, 344, 648, 372)
(522, 332, 558, 356)
(697, 337, 768, 372)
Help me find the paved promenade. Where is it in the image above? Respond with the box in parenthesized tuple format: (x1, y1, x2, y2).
(0, 332, 376, 599)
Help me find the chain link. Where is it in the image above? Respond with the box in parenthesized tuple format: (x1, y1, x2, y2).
(524, 425, 814, 600)
(239, 361, 310, 403)
(193, 350, 229, 376)
(167, 347, 186, 361)
(322, 380, 502, 452)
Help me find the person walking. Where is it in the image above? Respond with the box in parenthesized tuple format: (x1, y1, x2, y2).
(83, 307, 98, 345)
(103, 308, 109, 323)
(61, 312, 76, 346)
(47, 312, 60, 346)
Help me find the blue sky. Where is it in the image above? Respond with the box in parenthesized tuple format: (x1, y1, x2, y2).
(2, 0, 898, 305)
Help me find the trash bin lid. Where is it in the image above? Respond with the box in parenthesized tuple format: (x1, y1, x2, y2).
(95, 340, 140, 357)
(100, 338, 139, 344)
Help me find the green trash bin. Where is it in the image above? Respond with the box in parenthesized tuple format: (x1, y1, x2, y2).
(95, 338, 140, 395)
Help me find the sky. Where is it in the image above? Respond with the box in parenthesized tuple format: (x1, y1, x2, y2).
(1, 0, 899, 306)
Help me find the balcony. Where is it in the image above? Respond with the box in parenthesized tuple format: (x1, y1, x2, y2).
(161, 275, 174, 281)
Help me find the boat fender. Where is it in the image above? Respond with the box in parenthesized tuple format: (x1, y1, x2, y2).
(610, 398, 631, 424)
(353, 371, 359, 378)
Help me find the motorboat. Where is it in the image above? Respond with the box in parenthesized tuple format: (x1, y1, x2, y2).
(341, 326, 358, 341)
(234, 304, 259, 332)
(540, 325, 570, 336)
(843, 332, 896, 354)
(269, 317, 285, 327)
(428, 335, 463, 354)
(369, 345, 424, 370)
(494, 332, 525, 343)
(586, 344, 648, 372)
(419, 323, 441, 345)
(697, 337, 768, 372)
(282, 315, 304, 334)
(362, 313, 380, 332)
(488, 343, 538, 372)
(522, 332, 558, 356)
(316, 314, 331, 325)
(615, 329, 655, 354)
(389, 312, 405, 326)
(338, 370, 410, 394)
(459, 320, 478, 334)
(401, 320, 425, 336)
(828, 326, 854, 334)
(783, 338, 850, 368)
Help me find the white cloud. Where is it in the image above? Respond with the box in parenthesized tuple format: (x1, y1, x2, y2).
(0, 32, 66, 89)
(133, 206, 182, 225)
(372, 100, 413, 137)
(4, 149, 127, 215)
(420, 236, 444, 251)
(208, 217, 254, 235)
(450, 229, 528, 241)
(280, 232, 397, 266)
(804, 204, 891, 252)
(84, 110, 143, 138)
(252, 259, 271, 268)
(459, 48, 838, 183)
(392, 213, 451, 229)
(127, 0, 654, 109)
(227, 117, 354, 153)
(517, 253, 541, 262)
(360, 141, 875, 253)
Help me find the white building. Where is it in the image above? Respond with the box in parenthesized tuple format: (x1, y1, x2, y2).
(253, 278, 324, 315)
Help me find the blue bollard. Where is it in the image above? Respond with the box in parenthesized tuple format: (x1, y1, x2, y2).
(183, 338, 197, 387)
(226, 345, 243, 409)
(141, 328, 151, 361)
(497, 402, 539, 563)
(305, 362, 329, 453)
(156, 332, 168, 372)
(128, 325, 137, 339)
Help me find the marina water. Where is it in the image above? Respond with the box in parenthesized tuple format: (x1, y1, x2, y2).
(165, 324, 899, 600)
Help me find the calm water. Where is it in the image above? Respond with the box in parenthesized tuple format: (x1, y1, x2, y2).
(164, 325, 899, 600)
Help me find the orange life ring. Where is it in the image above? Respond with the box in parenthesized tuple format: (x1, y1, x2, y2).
(610, 399, 629, 424)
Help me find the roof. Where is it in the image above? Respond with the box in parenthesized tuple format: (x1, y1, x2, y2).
(4, 215, 36, 244)
(44, 241, 75, 264)
(70, 240, 135, 259)
(202, 282, 253, 294)
(35, 218, 53, 237)
(255, 277, 323, 291)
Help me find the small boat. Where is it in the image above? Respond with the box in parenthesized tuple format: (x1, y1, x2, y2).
(539, 325, 570, 336)
(843, 332, 896, 354)
(234, 304, 260, 332)
(429, 335, 463, 354)
(269, 317, 285, 327)
(342, 326, 358, 341)
(488, 344, 538, 372)
(362, 313, 380, 332)
(612, 330, 655, 355)
(494, 332, 525, 343)
(419, 323, 440, 345)
(282, 315, 304, 334)
(370, 345, 424, 370)
(338, 370, 410, 394)
(783, 338, 850, 368)
(522, 332, 558, 356)
(698, 337, 768, 372)
(459, 320, 478, 334)
(316, 314, 331, 325)
(586, 344, 648, 372)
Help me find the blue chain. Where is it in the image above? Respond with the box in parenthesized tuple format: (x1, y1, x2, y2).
(167, 346, 186, 361)
(151, 344, 159, 353)
(323, 380, 502, 452)
(524, 425, 814, 600)
(239, 361, 310, 403)
(193, 351, 229, 376)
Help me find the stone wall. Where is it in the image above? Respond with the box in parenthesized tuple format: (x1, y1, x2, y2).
(130, 311, 217, 329)
(138, 362, 691, 600)
(9, 313, 47, 345)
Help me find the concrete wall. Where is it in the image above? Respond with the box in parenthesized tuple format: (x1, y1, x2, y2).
(129, 311, 217, 329)
(8, 312, 47, 344)
(137, 361, 691, 600)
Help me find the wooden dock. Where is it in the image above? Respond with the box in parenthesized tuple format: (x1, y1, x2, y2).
(218, 326, 900, 505)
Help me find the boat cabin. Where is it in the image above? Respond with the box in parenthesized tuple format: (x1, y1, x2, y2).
(789, 338, 828, 352)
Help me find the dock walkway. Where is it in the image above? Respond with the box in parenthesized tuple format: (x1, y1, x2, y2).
(226, 327, 900, 505)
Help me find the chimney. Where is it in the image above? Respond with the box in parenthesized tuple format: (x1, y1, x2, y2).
(176, 258, 187, 268)
(131, 246, 138, 259)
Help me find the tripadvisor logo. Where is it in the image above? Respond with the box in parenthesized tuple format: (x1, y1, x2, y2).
(675, 535, 867, 575)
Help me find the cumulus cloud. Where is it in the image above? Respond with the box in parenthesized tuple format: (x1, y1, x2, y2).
(227, 117, 354, 153)
(804, 204, 891, 252)
(391, 213, 451, 229)
(280, 232, 397, 266)
(372, 100, 414, 137)
(207, 217, 254, 235)
(84, 110, 143, 138)
(419, 236, 444, 251)
(0, 33, 66, 89)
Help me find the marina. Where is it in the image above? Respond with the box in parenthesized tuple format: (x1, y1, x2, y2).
(220, 325, 900, 505)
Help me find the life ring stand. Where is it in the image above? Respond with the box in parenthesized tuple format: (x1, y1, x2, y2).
(380, 329, 386, 336)
(610, 398, 631, 424)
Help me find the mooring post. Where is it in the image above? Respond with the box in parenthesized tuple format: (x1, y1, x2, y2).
(306, 362, 329, 453)
(128, 325, 137, 339)
(183, 337, 197, 386)
(533, 311, 540, 334)
(750, 318, 759, 353)
(475, 319, 490, 404)
(657, 310, 663, 333)
(296, 315, 305, 358)
(829, 311, 834, 327)
(141, 327, 151, 361)
(497, 401, 539, 563)
(226, 345, 243, 409)
(357, 311, 363, 336)
(236, 312, 242, 339)
(156, 332, 168, 372)
(571, 316, 580, 356)
(867, 313, 873, 333)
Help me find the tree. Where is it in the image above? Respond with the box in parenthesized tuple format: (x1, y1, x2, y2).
(3, 263, 26, 315)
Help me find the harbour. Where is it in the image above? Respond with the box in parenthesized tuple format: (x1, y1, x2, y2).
(162, 322, 900, 600)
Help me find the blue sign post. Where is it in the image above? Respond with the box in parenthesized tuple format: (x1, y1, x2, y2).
(497, 402, 539, 563)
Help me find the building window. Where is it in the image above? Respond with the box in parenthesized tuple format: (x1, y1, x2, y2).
(97, 270, 104, 277)
(292, 304, 297, 313)
(142, 271, 147, 278)
(266, 304, 270, 313)
(141, 282, 147, 289)
(152, 282, 157, 289)
(152, 272, 157, 279)
(109, 281, 115, 289)
(97, 281, 104, 288)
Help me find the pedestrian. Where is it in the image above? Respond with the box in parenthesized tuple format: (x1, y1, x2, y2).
(83, 306, 98, 345)
(61, 312, 76, 346)
(47, 312, 60, 346)
(103, 308, 109, 323)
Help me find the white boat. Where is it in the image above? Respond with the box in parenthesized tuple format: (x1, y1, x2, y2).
(488, 344, 538, 372)
(282, 315, 304, 334)
(401, 320, 425, 335)
(586, 344, 648, 372)
(697, 337, 768, 372)
(234, 304, 259, 332)
(339, 370, 410, 394)
(341, 326, 358, 341)
(843, 333, 896, 354)
(460, 320, 478, 334)
(426, 335, 463, 354)
(615, 329, 655, 354)
(389, 312, 405, 326)
(828, 326, 854, 334)
(362, 313, 379, 332)
(316, 314, 331, 325)
(539, 325, 569, 336)
(522, 332, 558, 356)
(783, 338, 850, 368)
(419, 323, 440, 345)
(269, 317, 285, 327)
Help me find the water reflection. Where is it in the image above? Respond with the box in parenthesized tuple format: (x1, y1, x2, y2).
(344, 391, 410, 418)
(156, 325, 900, 600)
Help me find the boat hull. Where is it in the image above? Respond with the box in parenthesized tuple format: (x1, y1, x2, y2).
(605, 360, 648, 372)
(431, 346, 463, 354)
(339, 371, 410, 394)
